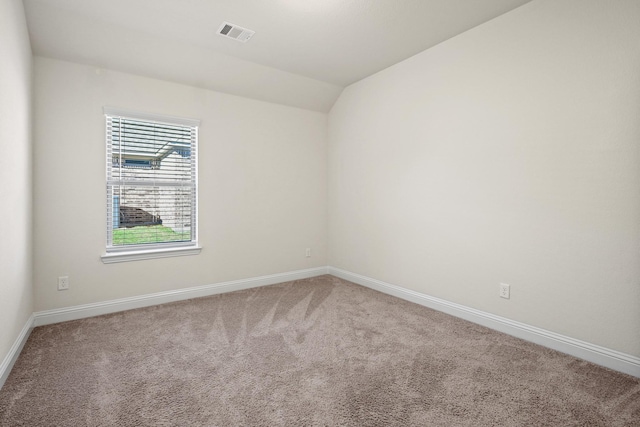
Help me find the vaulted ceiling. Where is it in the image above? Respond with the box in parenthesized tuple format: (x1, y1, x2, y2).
(24, 0, 532, 112)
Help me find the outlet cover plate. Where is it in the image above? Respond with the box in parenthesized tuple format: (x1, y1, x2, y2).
(58, 276, 69, 291)
(499, 283, 510, 299)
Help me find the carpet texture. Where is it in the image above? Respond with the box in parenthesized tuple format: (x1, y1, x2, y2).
(1, 275, 639, 426)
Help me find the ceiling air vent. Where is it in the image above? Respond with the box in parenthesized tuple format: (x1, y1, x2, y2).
(217, 22, 255, 43)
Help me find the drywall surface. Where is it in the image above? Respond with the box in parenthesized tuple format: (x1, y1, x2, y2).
(0, 0, 34, 363)
(328, 0, 640, 356)
(33, 57, 327, 311)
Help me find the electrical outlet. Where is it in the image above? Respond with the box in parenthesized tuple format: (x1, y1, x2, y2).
(305, 248, 311, 258)
(499, 283, 510, 299)
(58, 276, 69, 291)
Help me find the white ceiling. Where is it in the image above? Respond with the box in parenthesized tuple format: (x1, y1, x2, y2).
(23, 0, 532, 112)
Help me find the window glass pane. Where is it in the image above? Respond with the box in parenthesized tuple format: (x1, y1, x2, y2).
(110, 185, 193, 246)
(106, 113, 197, 250)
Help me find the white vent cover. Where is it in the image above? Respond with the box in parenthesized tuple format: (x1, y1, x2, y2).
(217, 22, 255, 43)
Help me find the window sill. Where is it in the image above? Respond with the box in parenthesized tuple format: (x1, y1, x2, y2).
(101, 246, 202, 264)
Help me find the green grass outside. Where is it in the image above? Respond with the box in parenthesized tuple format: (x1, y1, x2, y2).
(112, 225, 191, 245)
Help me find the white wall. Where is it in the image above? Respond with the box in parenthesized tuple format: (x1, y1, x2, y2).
(33, 57, 327, 311)
(0, 0, 34, 364)
(328, 0, 640, 357)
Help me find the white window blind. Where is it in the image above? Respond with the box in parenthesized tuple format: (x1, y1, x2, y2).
(105, 108, 198, 253)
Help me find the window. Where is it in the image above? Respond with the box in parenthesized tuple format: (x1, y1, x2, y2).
(102, 107, 200, 263)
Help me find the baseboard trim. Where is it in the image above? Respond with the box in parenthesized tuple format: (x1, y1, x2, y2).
(33, 267, 328, 327)
(328, 267, 640, 378)
(0, 314, 34, 389)
(21, 265, 640, 379)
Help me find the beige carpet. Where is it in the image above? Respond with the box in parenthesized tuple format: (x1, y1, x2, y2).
(0, 275, 638, 426)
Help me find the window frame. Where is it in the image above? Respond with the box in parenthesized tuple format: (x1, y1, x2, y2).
(101, 107, 201, 264)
